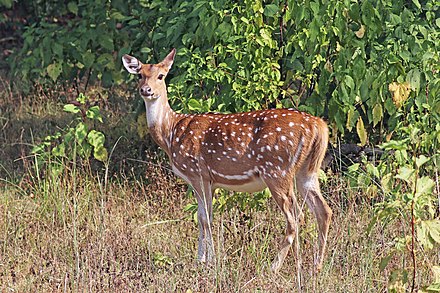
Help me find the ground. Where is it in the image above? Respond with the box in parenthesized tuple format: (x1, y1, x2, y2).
(0, 77, 436, 292)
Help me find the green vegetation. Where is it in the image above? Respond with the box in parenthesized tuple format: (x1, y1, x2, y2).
(32, 93, 108, 176)
(1, 0, 439, 291)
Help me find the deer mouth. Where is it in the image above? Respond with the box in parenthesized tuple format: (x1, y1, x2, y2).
(142, 93, 160, 101)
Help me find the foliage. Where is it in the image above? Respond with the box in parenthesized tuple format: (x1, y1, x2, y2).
(0, 0, 12, 9)
(6, 0, 440, 144)
(184, 188, 272, 223)
(361, 97, 440, 290)
(32, 93, 108, 175)
(8, 0, 136, 90)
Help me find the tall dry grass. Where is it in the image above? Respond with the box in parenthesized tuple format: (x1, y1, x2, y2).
(1, 82, 437, 292)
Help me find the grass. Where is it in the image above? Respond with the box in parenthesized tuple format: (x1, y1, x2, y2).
(0, 79, 438, 292)
(1, 171, 384, 292)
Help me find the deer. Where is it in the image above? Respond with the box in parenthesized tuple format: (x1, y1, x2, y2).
(122, 48, 332, 273)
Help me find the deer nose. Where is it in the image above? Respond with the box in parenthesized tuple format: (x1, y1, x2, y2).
(140, 85, 152, 96)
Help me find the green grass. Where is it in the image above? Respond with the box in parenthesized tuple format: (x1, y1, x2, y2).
(0, 81, 438, 292)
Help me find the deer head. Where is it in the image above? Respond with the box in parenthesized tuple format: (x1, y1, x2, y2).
(122, 49, 176, 101)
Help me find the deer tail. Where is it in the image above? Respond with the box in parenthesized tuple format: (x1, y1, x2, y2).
(307, 120, 329, 173)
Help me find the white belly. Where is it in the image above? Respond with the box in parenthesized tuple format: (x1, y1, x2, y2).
(214, 177, 267, 193)
(172, 164, 267, 193)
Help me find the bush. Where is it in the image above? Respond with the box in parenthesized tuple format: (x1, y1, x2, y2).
(7, 0, 440, 145)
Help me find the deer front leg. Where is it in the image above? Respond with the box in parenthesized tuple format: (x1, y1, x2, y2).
(193, 181, 214, 264)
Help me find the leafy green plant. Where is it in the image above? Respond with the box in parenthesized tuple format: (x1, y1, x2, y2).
(366, 98, 440, 291)
(184, 188, 272, 224)
(32, 93, 108, 175)
(7, 0, 440, 146)
(8, 0, 139, 90)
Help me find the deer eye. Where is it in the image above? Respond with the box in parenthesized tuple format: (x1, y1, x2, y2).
(137, 74, 142, 80)
(158, 74, 165, 80)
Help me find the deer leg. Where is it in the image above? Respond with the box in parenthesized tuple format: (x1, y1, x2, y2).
(192, 180, 214, 264)
(296, 172, 332, 272)
(269, 183, 301, 272)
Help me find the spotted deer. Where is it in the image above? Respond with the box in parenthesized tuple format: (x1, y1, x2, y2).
(122, 49, 332, 272)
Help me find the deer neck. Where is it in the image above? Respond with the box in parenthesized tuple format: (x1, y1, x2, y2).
(143, 94, 176, 154)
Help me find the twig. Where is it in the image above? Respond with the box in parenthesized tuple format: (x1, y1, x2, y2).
(410, 145, 418, 293)
(436, 169, 440, 216)
(139, 218, 184, 229)
(84, 68, 92, 93)
(0, 37, 15, 43)
(125, 157, 174, 173)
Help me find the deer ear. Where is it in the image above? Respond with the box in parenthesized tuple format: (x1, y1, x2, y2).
(122, 54, 142, 74)
(161, 48, 176, 70)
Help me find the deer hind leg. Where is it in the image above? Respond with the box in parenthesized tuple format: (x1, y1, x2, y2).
(295, 171, 332, 272)
(268, 182, 303, 272)
(192, 180, 214, 264)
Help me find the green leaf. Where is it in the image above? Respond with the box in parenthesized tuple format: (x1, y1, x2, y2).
(0, 0, 13, 8)
(407, 68, 421, 95)
(87, 130, 105, 148)
(240, 17, 249, 24)
(75, 122, 88, 144)
(346, 107, 358, 131)
(99, 35, 114, 51)
(51, 143, 66, 157)
(63, 104, 81, 114)
(372, 104, 383, 127)
(416, 176, 434, 197)
(416, 155, 430, 168)
(379, 253, 393, 271)
(356, 117, 367, 146)
(380, 139, 410, 151)
(395, 166, 415, 183)
(76, 93, 87, 104)
(429, 221, 440, 244)
(47, 63, 62, 82)
(347, 163, 360, 173)
(427, 283, 440, 292)
(263, 4, 279, 17)
(417, 221, 431, 249)
(345, 75, 355, 90)
(86, 106, 103, 122)
(67, 2, 78, 15)
(87, 130, 107, 162)
(110, 11, 126, 21)
(411, 0, 421, 9)
(82, 51, 95, 68)
(418, 220, 440, 251)
(93, 145, 108, 162)
(187, 98, 202, 111)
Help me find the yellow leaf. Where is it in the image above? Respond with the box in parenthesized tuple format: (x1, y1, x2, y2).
(355, 24, 365, 38)
(330, 122, 339, 144)
(388, 81, 411, 108)
(386, 131, 394, 142)
(324, 59, 333, 73)
(356, 117, 368, 146)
